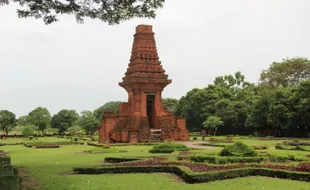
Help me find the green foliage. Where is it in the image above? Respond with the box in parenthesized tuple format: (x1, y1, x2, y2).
(260, 57, 310, 87)
(203, 116, 223, 136)
(189, 155, 264, 164)
(78, 111, 100, 136)
(149, 142, 190, 154)
(104, 157, 141, 163)
(0, 0, 165, 25)
(45, 127, 58, 134)
(0, 110, 16, 135)
(21, 125, 35, 137)
(73, 166, 310, 183)
(162, 98, 179, 113)
(68, 125, 82, 135)
(0, 155, 19, 190)
(51, 109, 79, 134)
(87, 147, 122, 154)
(93, 101, 121, 121)
(28, 107, 51, 132)
(220, 142, 258, 157)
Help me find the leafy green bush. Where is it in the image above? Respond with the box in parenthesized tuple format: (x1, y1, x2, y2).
(28, 136, 34, 140)
(104, 157, 141, 163)
(220, 142, 258, 157)
(149, 142, 190, 154)
(21, 125, 35, 137)
(190, 155, 264, 164)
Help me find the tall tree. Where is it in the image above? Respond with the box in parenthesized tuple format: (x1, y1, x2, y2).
(0, 110, 16, 135)
(203, 116, 223, 136)
(293, 79, 310, 136)
(260, 57, 310, 87)
(93, 101, 121, 121)
(162, 98, 178, 113)
(0, 0, 165, 24)
(51, 109, 79, 134)
(16, 115, 31, 126)
(78, 110, 100, 136)
(28, 107, 51, 133)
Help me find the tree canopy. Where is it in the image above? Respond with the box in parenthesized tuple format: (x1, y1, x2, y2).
(28, 107, 51, 132)
(260, 57, 310, 88)
(51, 109, 79, 134)
(0, 0, 165, 24)
(0, 110, 16, 135)
(93, 101, 121, 121)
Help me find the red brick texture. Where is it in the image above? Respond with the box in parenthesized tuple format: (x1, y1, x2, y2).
(99, 25, 189, 144)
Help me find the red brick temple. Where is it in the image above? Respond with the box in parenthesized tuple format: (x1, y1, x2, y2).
(99, 25, 189, 144)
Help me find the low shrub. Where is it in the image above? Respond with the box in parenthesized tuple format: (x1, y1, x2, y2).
(220, 142, 258, 157)
(28, 136, 34, 140)
(149, 142, 190, 154)
(193, 137, 197, 140)
(275, 143, 310, 152)
(284, 141, 310, 146)
(104, 157, 141, 163)
(267, 154, 307, 162)
(87, 147, 124, 154)
(189, 155, 264, 164)
(253, 146, 268, 150)
(0, 156, 11, 166)
(0, 156, 19, 189)
(24, 141, 84, 148)
(87, 142, 110, 148)
(73, 166, 310, 183)
(35, 145, 60, 148)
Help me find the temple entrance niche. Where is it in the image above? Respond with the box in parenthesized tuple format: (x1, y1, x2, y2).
(147, 95, 155, 129)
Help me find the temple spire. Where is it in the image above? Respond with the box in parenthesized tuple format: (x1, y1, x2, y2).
(119, 24, 171, 88)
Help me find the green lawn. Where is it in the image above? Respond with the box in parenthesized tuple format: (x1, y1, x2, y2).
(1, 137, 310, 189)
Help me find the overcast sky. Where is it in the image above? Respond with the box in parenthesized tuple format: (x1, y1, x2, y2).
(1, 0, 309, 117)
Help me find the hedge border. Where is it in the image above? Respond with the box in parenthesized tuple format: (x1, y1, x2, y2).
(73, 165, 310, 183)
(189, 155, 264, 164)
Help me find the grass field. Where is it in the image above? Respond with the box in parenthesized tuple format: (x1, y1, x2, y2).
(1, 137, 310, 190)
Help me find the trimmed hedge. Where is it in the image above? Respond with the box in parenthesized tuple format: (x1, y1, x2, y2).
(35, 145, 60, 148)
(105, 157, 141, 163)
(149, 142, 190, 154)
(24, 141, 84, 148)
(220, 142, 258, 157)
(267, 154, 308, 162)
(73, 165, 310, 183)
(87, 147, 124, 154)
(0, 156, 19, 190)
(275, 144, 310, 152)
(0, 156, 11, 166)
(284, 141, 310, 146)
(87, 142, 110, 148)
(189, 155, 264, 164)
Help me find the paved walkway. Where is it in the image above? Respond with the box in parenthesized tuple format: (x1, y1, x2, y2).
(178, 141, 218, 150)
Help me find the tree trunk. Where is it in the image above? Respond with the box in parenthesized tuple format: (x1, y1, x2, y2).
(214, 128, 218, 136)
(5, 129, 9, 136)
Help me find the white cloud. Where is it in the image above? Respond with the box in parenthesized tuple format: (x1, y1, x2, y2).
(0, 0, 310, 116)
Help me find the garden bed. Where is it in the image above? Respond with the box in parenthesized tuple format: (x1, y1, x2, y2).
(73, 165, 310, 183)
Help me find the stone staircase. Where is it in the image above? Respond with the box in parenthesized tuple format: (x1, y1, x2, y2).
(150, 129, 163, 142)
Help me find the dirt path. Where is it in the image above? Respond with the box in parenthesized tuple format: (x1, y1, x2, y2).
(178, 141, 218, 150)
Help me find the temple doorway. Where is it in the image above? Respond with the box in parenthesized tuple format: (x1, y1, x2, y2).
(147, 95, 155, 128)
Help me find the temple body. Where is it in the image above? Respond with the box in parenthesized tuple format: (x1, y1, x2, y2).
(99, 25, 189, 143)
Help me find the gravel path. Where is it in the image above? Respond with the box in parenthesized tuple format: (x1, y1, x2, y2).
(178, 141, 218, 150)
